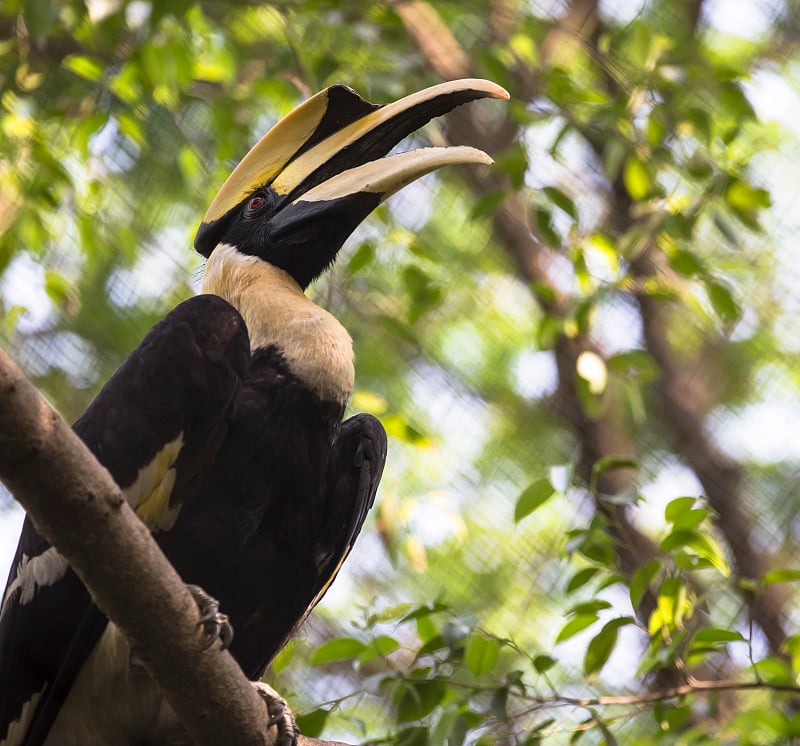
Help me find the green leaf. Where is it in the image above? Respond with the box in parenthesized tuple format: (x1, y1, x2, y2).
(706, 278, 740, 323)
(63, 54, 105, 82)
(347, 242, 375, 275)
(623, 156, 653, 201)
(725, 179, 771, 211)
(395, 726, 429, 746)
(686, 152, 713, 179)
(646, 105, 668, 146)
(606, 350, 658, 382)
(671, 508, 709, 532)
(495, 141, 528, 190)
(465, 634, 500, 677)
(491, 688, 509, 723)
(44, 269, 73, 308)
(603, 139, 627, 182)
(713, 211, 740, 245)
(536, 313, 562, 350)
(177, 145, 202, 187)
(753, 656, 795, 685)
(596, 573, 625, 592)
(408, 241, 439, 262)
(397, 680, 446, 722)
(556, 614, 598, 644)
(310, 637, 366, 665)
(665, 497, 710, 531)
(470, 190, 506, 220)
(533, 654, 557, 673)
(654, 702, 690, 732)
(584, 618, 634, 678)
(382, 414, 430, 446)
(651, 577, 689, 633)
(415, 615, 438, 643)
(660, 529, 730, 575)
(685, 107, 712, 143)
(431, 707, 459, 745)
(118, 114, 146, 147)
(567, 599, 613, 616)
(532, 206, 560, 248)
(665, 496, 698, 523)
(270, 638, 298, 674)
(416, 634, 447, 657)
(668, 247, 705, 277)
(401, 602, 449, 622)
(566, 567, 599, 593)
(295, 708, 329, 738)
(719, 82, 756, 121)
(403, 265, 442, 322)
(360, 635, 400, 662)
(630, 560, 659, 610)
(22, 0, 59, 41)
(761, 569, 800, 585)
(694, 628, 745, 644)
(371, 603, 415, 623)
(514, 478, 558, 522)
(543, 186, 578, 221)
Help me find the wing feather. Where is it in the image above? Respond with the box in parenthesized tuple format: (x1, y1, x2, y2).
(244, 412, 386, 679)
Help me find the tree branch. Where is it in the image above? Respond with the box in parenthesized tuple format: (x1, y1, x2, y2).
(512, 676, 800, 711)
(0, 347, 350, 746)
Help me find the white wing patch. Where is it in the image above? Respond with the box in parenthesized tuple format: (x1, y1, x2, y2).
(122, 433, 185, 532)
(0, 548, 69, 617)
(0, 435, 186, 620)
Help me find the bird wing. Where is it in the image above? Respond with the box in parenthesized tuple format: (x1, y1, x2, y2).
(311, 413, 387, 606)
(242, 412, 387, 679)
(0, 294, 249, 746)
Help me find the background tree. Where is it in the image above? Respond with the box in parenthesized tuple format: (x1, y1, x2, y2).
(2, 0, 800, 743)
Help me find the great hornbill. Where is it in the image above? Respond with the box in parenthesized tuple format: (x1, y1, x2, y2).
(0, 78, 508, 746)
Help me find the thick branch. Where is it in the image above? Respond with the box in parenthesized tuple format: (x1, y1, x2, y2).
(0, 348, 349, 746)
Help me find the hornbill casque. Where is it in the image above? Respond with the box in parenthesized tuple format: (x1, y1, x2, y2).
(0, 78, 508, 746)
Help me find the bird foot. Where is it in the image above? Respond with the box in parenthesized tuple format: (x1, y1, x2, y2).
(186, 584, 234, 650)
(253, 682, 299, 746)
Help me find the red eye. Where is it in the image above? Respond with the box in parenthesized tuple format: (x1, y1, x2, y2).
(248, 195, 265, 210)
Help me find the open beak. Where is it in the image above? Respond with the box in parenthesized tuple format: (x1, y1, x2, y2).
(194, 79, 509, 283)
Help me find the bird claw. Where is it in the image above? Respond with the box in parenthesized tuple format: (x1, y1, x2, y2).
(186, 584, 234, 650)
(253, 682, 299, 746)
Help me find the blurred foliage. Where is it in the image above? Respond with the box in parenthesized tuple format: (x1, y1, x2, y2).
(3, 0, 800, 744)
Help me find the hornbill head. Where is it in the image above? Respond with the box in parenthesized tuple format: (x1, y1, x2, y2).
(194, 79, 509, 289)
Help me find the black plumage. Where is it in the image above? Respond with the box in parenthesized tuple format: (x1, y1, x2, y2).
(159, 346, 385, 678)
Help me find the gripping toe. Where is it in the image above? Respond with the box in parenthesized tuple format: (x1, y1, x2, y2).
(186, 583, 234, 650)
(253, 682, 300, 746)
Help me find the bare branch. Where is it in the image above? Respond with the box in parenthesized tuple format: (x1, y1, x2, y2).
(510, 676, 800, 713)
